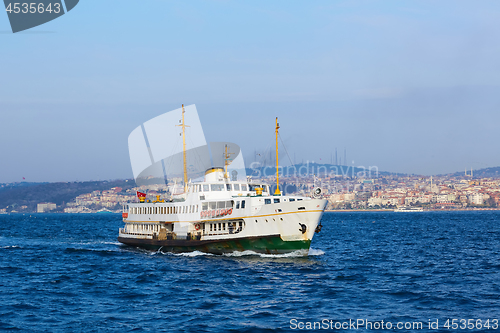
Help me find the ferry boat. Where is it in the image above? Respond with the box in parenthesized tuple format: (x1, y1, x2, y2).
(118, 106, 327, 255)
(394, 206, 424, 212)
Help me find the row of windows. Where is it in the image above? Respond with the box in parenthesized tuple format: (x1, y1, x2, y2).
(264, 198, 301, 204)
(202, 200, 233, 211)
(190, 184, 268, 193)
(126, 223, 160, 233)
(131, 205, 199, 215)
(130, 199, 252, 215)
(209, 221, 243, 232)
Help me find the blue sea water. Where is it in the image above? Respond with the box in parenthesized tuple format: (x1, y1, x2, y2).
(0, 212, 499, 332)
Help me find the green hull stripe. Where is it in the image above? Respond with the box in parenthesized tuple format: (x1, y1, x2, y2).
(118, 235, 311, 255)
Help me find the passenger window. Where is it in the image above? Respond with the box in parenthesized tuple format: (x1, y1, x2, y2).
(289, 198, 295, 202)
(203, 184, 209, 192)
(274, 198, 280, 204)
(226, 184, 232, 191)
(265, 199, 271, 204)
(241, 184, 247, 191)
(249, 184, 259, 191)
(202, 203, 208, 210)
(236, 201, 240, 209)
(217, 201, 225, 209)
(211, 184, 224, 191)
(241, 200, 246, 208)
(233, 184, 240, 191)
(210, 202, 217, 210)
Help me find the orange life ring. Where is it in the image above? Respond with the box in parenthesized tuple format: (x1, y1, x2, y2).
(228, 208, 233, 215)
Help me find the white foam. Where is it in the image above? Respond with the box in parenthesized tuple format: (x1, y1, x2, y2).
(147, 248, 325, 258)
(77, 241, 122, 246)
(308, 248, 325, 256)
(172, 250, 214, 257)
(223, 249, 311, 258)
(102, 241, 121, 245)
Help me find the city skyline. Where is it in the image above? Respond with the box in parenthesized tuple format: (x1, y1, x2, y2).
(2, 1, 500, 182)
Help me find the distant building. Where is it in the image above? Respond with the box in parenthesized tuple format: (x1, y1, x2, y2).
(37, 202, 56, 213)
(468, 193, 484, 205)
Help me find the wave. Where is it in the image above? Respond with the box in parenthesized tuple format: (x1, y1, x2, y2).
(308, 248, 325, 256)
(64, 247, 122, 255)
(223, 249, 315, 258)
(154, 250, 214, 257)
(100, 241, 122, 246)
(0, 245, 20, 249)
(152, 248, 325, 258)
(75, 240, 122, 246)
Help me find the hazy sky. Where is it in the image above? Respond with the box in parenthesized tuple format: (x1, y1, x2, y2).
(1, 1, 500, 182)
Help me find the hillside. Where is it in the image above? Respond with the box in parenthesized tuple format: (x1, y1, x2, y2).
(0, 179, 136, 212)
(447, 166, 500, 179)
(245, 163, 403, 178)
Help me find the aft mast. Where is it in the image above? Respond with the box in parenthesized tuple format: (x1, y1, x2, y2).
(275, 117, 281, 195)
(223, 144, 234, 179)
(176, 104, 190, 193)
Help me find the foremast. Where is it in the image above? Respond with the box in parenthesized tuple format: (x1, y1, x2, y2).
(176, 104, 190, 193)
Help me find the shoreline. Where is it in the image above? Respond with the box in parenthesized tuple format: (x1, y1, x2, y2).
(2, 208, 500, 215)
(326, 208, 500, 212)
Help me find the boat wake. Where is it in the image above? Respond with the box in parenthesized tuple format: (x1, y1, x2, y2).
(223, 250, 309, 258)
(308, 248, 325, 256)
(174, 250, 214, 257)
(154, 248, 325, 258)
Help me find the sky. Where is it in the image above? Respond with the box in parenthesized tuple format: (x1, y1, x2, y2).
(1, 0, 500, 183)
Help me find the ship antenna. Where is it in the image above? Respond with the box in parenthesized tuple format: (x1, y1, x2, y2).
(176, 104, 190, 193)
(275, 117, 281, 195)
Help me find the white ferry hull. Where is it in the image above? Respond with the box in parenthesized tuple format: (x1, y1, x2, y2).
(118, 198, 326, 255)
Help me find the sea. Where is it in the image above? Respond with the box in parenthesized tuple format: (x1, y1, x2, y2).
(0, 212, 499, 332)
